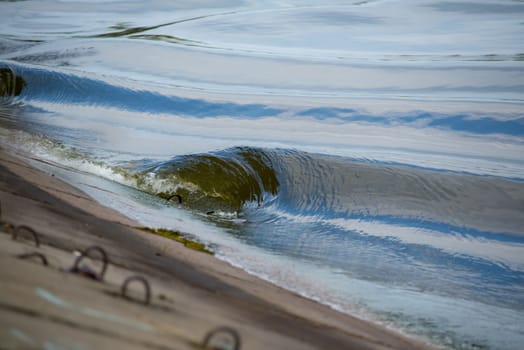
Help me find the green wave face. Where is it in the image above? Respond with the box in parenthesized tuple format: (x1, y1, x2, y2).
(139, 147, 280, 213)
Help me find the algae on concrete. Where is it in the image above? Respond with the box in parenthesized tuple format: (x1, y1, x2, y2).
(137, 227, 213, 255)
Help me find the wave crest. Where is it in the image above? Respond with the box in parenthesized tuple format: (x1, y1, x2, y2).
(136, 147, 279, 212)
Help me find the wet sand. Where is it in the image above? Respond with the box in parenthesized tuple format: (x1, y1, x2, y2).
(0, 148, 435, 350)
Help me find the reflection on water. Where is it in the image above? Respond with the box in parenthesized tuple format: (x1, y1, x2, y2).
(1, 1, 524, 349)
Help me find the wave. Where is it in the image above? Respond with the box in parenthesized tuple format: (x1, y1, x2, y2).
(0, 126, 276, 213)
(127, 147, 279, 213)
(3, 61, 524, 136)
(267, 150, 524, 236)
(0, 61, 283, 118)
(115, 147, 524, 236)
(1, 113, 522, 237)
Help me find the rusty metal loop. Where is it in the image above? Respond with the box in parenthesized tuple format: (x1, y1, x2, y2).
(12, 225, 40, 247)
(17, 252, 48, 266)
(72, 245, 109, 281)
(202, 326, 241, 350)
(121, 275, 151, 305)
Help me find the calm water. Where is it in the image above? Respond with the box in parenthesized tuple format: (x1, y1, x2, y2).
(1, 1, 524, 349)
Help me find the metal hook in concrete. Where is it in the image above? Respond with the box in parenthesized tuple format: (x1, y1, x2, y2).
(71, 245, 109, 281)
(202, 326, 241, 350)
(17, 252, 48, 266)
(121, 275, 151, 305)
(12, 225, 40, 247)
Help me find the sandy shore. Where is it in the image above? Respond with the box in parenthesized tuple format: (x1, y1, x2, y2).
(0, 148, 435, 350)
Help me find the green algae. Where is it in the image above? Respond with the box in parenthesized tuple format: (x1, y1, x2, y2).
(137, 227, 213, 255)
(129, 34, 195, 44)
(93, 15, 210, 39)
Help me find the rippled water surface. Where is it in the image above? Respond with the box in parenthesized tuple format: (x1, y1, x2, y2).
(1, 1, 523, 349)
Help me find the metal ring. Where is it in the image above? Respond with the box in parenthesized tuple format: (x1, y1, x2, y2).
(17, 252, 48, 266)
(202, 326, 241, 350)
(121, 275, 151, 305)
(12, 225, 40, 247)
(72, 246, 109, 281)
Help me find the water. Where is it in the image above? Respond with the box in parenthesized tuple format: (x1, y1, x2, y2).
(1, 1, 523, 349)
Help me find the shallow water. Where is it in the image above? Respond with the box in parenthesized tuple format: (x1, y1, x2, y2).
(1, 1, 524, 349)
